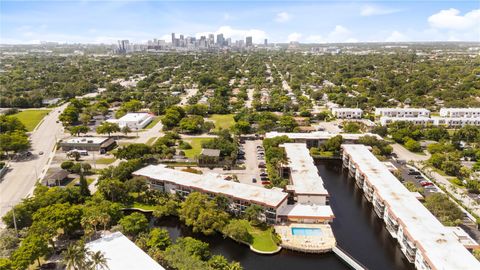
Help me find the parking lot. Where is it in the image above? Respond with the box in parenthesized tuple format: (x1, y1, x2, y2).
(391, 160, 439, 196)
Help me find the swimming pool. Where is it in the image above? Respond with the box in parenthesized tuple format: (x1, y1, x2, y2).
(291, 227, 323, 236)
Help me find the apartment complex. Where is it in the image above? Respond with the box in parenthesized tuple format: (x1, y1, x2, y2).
(440, 108, 480, 118)
(277, 143, 334, 224)
(133, 164, 289, 224)
(374, 108, 430, 118)
(331, 108, 363, 119)
(380, 116, 480, 127)
(341, 144, 479, 270)
(265, 131, 382, 148)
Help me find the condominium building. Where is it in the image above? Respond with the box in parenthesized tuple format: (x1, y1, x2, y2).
(380, 116, 480, 127)
(107, 112, 154, 129)
(265, 131, 382, 149)
(331, 108, 363, 119)
(341, 144, 479, 270)
(374, 108, 430, 118)
(439, 108, 480, 118)
(133, 164, 289, 224)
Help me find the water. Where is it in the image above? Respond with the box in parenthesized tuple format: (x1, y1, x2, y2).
(153, 160, 414, 270)
(291, 227, 323, 237)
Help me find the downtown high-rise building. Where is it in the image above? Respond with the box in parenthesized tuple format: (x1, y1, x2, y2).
(246, 36, 253, 47)
(216, 33, 225, 46)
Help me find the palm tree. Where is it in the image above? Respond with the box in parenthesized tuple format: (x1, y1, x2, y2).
(90, 251, 109, 270)
(227, 262, 243, 270)
(62, 243, 87, 270)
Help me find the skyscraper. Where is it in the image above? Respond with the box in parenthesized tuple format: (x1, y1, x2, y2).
(246, 36, 253, 47)
(264, 39, 268, 46)
(216, 33, 224, 46)
(117, 40, 130, 54)
(171, 33, 175, 44)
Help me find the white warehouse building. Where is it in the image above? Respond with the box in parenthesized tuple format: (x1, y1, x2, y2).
(108, 112, 154, 129)
(331, 108, 363, 119)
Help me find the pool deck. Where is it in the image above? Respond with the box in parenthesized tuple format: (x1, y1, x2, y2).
(274, 223, 336, 253)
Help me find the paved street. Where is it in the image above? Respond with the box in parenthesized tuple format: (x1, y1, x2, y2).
(0, 103, 68, 226)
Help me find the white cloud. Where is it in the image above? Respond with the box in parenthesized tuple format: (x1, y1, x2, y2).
(428, 8, 480, 30)
(306, 35, 324, 43)
(326, 25, 352, 42)
(385, 31, 408, 42)
(287, 32, 302, 42)
(275, 12, 291, 23)
(361, 5, 400, 16)
(196, 26, 267, 43)
(223, 13, 232, 20)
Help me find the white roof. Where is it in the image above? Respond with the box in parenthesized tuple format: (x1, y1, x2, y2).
(331, 107, 363, 112)
(440, 108, 480, 113)
(278, 204, 334, 219)
(118, 112, 152, 122)
(281, 143, 328, 195)
(342, 144, 480, 270)
(133, 164, 288, 208)
(265, 131, 382, 141)
(63, 137, 109, 144)
(86, 232, 165, 270)
(375, 107, 430, 113)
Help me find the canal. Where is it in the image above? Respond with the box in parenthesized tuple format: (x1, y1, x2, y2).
(155, 160, 414, 270)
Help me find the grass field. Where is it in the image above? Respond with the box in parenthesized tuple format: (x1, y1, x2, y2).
(208, 114, 235, 131)
(183, 137, 213, 158)
(144, 116, 161, 129)
(11, 109, 51, 131)
(96, 157, 116, 165)
(247, 223, 279, 252)
(131, 202, 157, 211)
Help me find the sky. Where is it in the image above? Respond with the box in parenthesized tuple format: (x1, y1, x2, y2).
(1, 0, 479, 44)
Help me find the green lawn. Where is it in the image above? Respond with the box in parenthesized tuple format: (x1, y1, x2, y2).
(67, 177, 94, 187)
(208, 114, 235, 131)
(144, 116, 161, 129)
(11, 109, 51, 131)
(131, 202, 157, 211)
(247, 223, 279, 252)
(146, 137, 157, 145)
(182, 137, 213, 159)
(96, 157, 116, 165)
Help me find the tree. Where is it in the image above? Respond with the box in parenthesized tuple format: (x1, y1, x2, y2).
(243, 205, 263, 225)
(96, 122, 120, 137)
(0, 131, 30, 156)
(69, 125, 90, 136)
(342, 122, 362, 133)
(62, 242, 88, 270)
(222, 220, 253, 243)
(278, 116, 298, 132)
(404, 138, 421, 152)
(321, 135, 343, 153)
(178, 192, 229, 235)
(233, 120, 251, 134)
(11, 234, 50, 269)
(143, 228, 171, 250)
(179, 115, 205, 133)
(114, 144, 151, 160)
(97, 178, 129, 202)
(119, 212, 149, 236)
(121, 125, 131, 136)
(424, 193, 463, 226)
(67, 151, 81, 161)
(90, 251, 109, 270)
(79, 113, 92, 126)
(79, 173, 91, 197)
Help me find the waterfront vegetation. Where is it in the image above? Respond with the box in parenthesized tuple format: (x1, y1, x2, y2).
(10, 109, 51, 131)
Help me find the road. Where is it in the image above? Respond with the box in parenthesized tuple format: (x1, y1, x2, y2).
(0, 103, 68, 226)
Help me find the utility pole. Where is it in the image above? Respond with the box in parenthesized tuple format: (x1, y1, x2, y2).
(12, 205, 18, 236)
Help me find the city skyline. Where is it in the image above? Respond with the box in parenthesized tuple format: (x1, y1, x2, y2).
(1, 0, 479, 44)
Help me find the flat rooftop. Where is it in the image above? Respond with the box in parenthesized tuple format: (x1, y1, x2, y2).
(118, 112, 152, 122)
(342, 144, 480, 270)
(62, 137, 109, 144)
(133, 164, 288, 208)
(440, 108, 480, 112)
(375, 107, 430, 113)
(86, 232, 165, 270)
(278, 204, 334, 219)
(331, 108, 363, 112)
(281, 143, 328, 195)
(265, 131, 382, 141)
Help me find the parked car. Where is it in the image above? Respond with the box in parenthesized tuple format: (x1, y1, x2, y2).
(258, 162, 266, 168)
(414, 175, 424, 179)
(252, 177, 257, 183)
(260, 172, 268, 177)
(261, 181, 271, 185)
(408, 171, 421, 175)
(261, 177, 269, 181)
(38, 151, 44, 155)
(420, 181, 433, 187)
